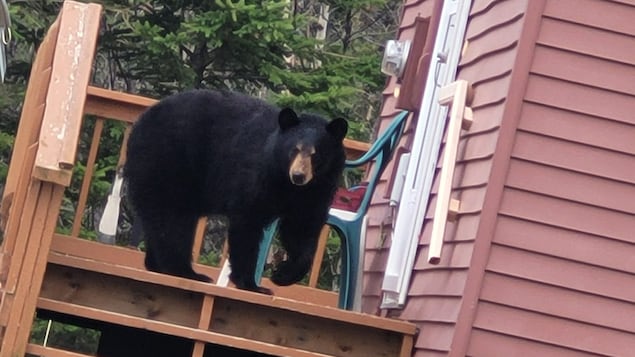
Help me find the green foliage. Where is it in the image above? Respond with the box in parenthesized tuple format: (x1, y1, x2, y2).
(1, 0, 400, 350)
(271, 49, 384, 139)
(30, 318, 100, 355)
(103, 0, 307, 95)
(0, 131, 14, 183)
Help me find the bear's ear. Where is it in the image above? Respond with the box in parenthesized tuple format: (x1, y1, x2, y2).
(278, 108, 300, 131)
(327, 118, 348, 142)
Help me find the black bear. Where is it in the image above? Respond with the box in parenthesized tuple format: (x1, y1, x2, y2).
(124, 90, 347, 294)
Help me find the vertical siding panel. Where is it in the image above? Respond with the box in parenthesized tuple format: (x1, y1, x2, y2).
(453, 0, 548, 355)
(472, 0, 635, 355)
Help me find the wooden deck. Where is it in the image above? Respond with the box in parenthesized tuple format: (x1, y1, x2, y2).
(29, 235, 415, 357)
(0, 1, 416, 356)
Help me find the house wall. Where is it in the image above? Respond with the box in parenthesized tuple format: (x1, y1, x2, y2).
(404, 1, 531, 355)
(364, 0, 531, 355)
(464, 0, 635, 355)
(365, 0, 635, 356)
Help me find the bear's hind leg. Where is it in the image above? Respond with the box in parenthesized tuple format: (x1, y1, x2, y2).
(140, 211, 212, 283)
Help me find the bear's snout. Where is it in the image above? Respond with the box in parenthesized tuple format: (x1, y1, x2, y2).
(291, 172, 308, 185)
(289, 145, 315, 185)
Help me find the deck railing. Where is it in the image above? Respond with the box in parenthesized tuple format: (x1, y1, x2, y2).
(81, 85, 370, 295)
(0, 2, 415, 356)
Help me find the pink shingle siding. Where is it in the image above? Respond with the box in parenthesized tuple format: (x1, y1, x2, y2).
(363, 0, 635, 355)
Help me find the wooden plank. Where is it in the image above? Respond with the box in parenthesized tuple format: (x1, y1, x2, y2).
(399, 334, 414, 357)
(45, 251, 414, 335)
(48, 234, 339, 306)
(37, 298, 333, 357)
(0, 143, 38, 285)
(1, 16, 59, 211)
(211, 298, 405, 357)
(308, 225, 330, 287)
(0, 178, 41, 346)
(473, 301, 635, 356)
(26, 344, 95, 357)
(343, 138, 371, 159)
(0, 182, 49, 357)
(191, 343, 206, 357)
(429, 80, 472, 264)
(192, 217, 208, 263)
(116, 124, 132, 168)
(45, 252, 414, 334)
(51, 234, 146, 269)
(11, 184, 65, 356)
(199, 291, 215, 329)
(193, 295, 217, 357)
(3, 179, 41, 295)
(41, 264, 203, 328)
(480, 272, 635, 333)
(84, 85, 157, 122)
(33, 1, 102, 186)
(71, 118, 104, 237)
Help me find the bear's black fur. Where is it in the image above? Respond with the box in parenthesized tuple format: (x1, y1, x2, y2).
(124, 90, 347, 293)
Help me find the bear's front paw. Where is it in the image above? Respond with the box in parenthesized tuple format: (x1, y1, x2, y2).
(246, 286, 274, 295)
(271, 260, 310, 286)
(231, 274, 274, 295)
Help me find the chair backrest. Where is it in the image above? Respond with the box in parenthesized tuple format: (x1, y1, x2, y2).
(338, 110, 410, 220)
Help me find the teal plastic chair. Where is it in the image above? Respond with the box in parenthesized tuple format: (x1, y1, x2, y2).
(256, 111, 410, 309)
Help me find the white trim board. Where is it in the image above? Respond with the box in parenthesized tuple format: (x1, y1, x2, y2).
(381, 0, 472, 308)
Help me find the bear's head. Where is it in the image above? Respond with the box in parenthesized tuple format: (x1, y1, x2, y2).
(277, 108, 348, 186)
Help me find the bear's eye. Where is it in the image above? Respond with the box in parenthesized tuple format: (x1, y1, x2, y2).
(290, 144, 315, 158)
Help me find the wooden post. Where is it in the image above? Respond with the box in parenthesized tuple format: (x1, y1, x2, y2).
(428, 80, 473, 264)
(0, 2, 102, 355)
(0, 15, 59, 234)
(32, 1, 102, 186)
(71, 118, 104, 237)
(308, 225, 331, 288)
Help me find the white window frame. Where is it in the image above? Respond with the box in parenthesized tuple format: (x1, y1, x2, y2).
(381, 0, 472, 308)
